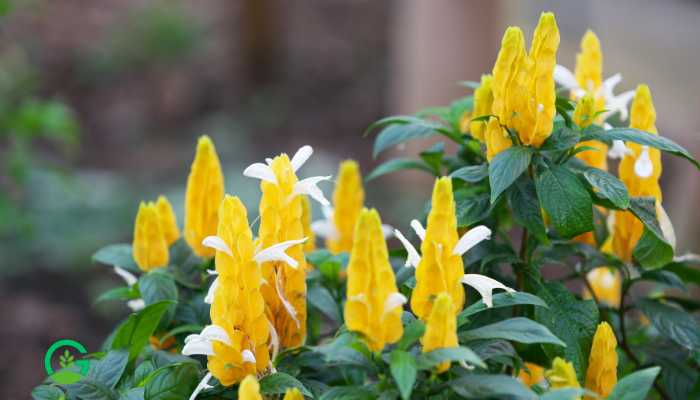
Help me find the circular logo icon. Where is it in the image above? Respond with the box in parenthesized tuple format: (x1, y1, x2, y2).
(44, 339, 90, 384)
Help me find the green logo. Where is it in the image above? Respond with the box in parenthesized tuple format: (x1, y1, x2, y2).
(44, 339, 90, 384)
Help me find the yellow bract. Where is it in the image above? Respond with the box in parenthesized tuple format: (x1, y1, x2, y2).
(584, 238, 621, 308)
(421, 292, 458, 373)
(208, 196, 270, 385)
(238, 375, 262, 400)
(585, 322, 618, 399)
(301, 195, 316, 253)
(156, 195, 180, 246)
(283, 387, 305, 400)
(470, 74, 494, 141)
(411, 177, 464, 320)
(258, 153, 307, 348)
(328, 160, 365, 254)
(344, 208, 403, 352)
(484, 117, 512, 161)
(575, 30, 603, 95)
(574, 95, 608, 174)
(518, 362, 545, 387)
(545, 357, 581, 392)
(613, 85, 662, 262)
(132, 201, 169, 271)
(184, 135, 225, 258)
(487, 12, 560, 158)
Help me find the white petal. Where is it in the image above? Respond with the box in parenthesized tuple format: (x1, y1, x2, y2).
(606, 90, 635, 121)
(243, 162, 277, 184)
(114, 266, 137, 286)
(204, 276, 219, 304)
(461, 274, 515, 308)
(381, 224, 394, 239)
(202, 236, 233, 257)
(603, 123, 613, 130)
(553, 65, 579, 90)
(393, 229, 421, 268)
(254, 238, 307, 268)
(242, 349, 257, 364)
(657, 204, 676, 250)
(410, 220, 426, 241)
(267, 319, 280, 361)
(602, 73, 622, 95)
(311, 219, 338, 240)
(608, 140, 631, 159)
(182, 337, 214, 356)
(274, 272, 300, 328)
(606, 211, 617, 233)
(127, 299, 145, 311)
(453, 226, 492, 256)
(290, 145, 313, 172)
(383, 292, 407, 315)
(293, 176, 332, 206)
(201, 324, 232, 346)
(634, 146, 654, 178)
(188, 372, 213, 400)
(322, 205, 334, 220)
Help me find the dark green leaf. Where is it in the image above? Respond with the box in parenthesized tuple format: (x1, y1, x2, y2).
(96, 287, 136, 304)
(583, 127, 700, 170)
(460, 317, 565, 346)
(397, 318, 425, 350)
(319, 386, 376, 400)
(540, 388, 588, 400)
(665, 258, 700, 286)
(120, 388, 144, 400)
(144, 363, 199, 400)
(259, 372, 312, 397)
(489, 146, 532, 202)
(628, 197, 673, 269)
(31, 386, 65, 400)
(508, 176, 547, 242)
(455, 193, 491, 227)
(535, 163, 593, 238)
(370, 117, 444, 157)
(308, 286, 341, 323)
(459, 292, 548, 326)
(470, 339, 516, 361)
(607, 366, 661, 400)
(389, 350, 417, 400)
(540, 127, 580, 152)
(139, 271, 178, 325)
(639, 270, 686, 291)
(365, 158, 434, 181)
(582, 168, 630, 209)
(416, 346, 485, 370)
(112, 301, 173, 362)
(74, 378, 119, 400)
(89, 350, 129, 389)
(420, 142, 444, 173)
(638, 299, 700, 352)
(93, 244, 139, 273)
(448, 374, 536, 399)
(450, 164, 489, 183)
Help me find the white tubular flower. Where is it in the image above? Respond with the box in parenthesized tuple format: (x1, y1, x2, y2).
(311, 206, 339, 240)
(274, 271, 300, 328)
(202, 235, 233, 257)
(267, 319, 280, 361)
(253, 238, 308, 269)
(634, 146, 654, 178)
(188, 372, 213, 400)
(608, 139, 632, 159)
(290, 145, 313, 172)
(453, 225, 492, 256)
(242, 163, 277, 184)
(127, 299, 145, 312)
(657, 204, 677, 250)
(460, 274, 515, 308)
(383, 292, 407, 316)
(113, 266, 137, 286)
(553, 65, 635, 121)
(293, 175, 332, 206)
(241, 349, 256, 364)
(410, 219, 426, 241)
(393, 228, 421, 268)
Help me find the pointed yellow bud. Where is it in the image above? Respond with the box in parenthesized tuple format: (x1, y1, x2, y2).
(585, 322, 618, 398)
(484, 117, 512, 161)
(328, 160, 365, 254)
(470, 74, 494, 141)
(258, 153, 308, 348)
(301, 195, 316, 253)
(491, 27, 527, 130)
(238, 375, 262, 400)
(574, 95, 608, 172)
(132, 202, 169, 271)
(156, 195, 180, 246)
(411, 177, 464, 320)
(421, 292, 458, 373)
(459, 110, 472, 134)
(584, 238, 621, 307)
(575, 30, 603, 93)
(518, 362, 545, 387)
(345, 208, 404, 351)
(184, 135, 225, 258)
(283, 387, 304, 400)
(545, 357, 581, 392)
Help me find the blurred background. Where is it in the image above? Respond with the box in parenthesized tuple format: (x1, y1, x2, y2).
(1, 0, 699, 396)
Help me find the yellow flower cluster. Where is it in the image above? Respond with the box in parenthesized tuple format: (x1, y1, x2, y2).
(421, 292, 458, 373)
(470, 74, 494, 142)
(238, 375, 303, 400)
(132, 195, 179, 271)
(344, 208, 404, 351)
(328, 160, 365, 254)
(484, 12, 560, 160)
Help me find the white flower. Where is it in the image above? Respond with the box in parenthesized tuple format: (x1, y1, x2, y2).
(243, 145, 331, 206)
(393, 228, 421, 268)
(657, 204, 676, 250)
(312, 205, 393, 241)
(383, 292, 408, 316)
(452, 226, 492, 256)
(112, 267, 144, 311)
(634, 146, 654, 178)
(553, 65, 635, 121)
(460, 274, 515, 308)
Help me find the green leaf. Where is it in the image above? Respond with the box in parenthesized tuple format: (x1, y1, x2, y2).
(583, 127, 700, 170)
(397, 318, 425, 350)
(365, 158, 434, 181)
(582, 168, 630, 209)
(628, 197, 673, 269)
(460, 317, 565, 346)
(88, 350, 129, 389)
(74, 378, 119, 400)
(31, 386, 65, 400)
(458, 292, 548, 326)
(540, 127, 580, 152)
(139, 270, 178, 325)
(319, 386, 376, 400)
(308, 286, 341, 323)
(607, 366, 661, 400)
(448, 374, 536, 399)
(534, 282, 599, 383)
(160, 324, 204, 342)
(508, 176, 547, 242)
(134, 360, 156, 386)
(96, 287, 137, 304)
(455, 193, 491, 227)
(420, 141, 445, 174)
(450, 164, 489, 183)
(144, 363, 199, 400)
(416, 346, 485, 370)
(535, 162, 593, 238)
(119, 388, 145, 400)
(470, 339, 516, 361)
(93, 244, 140, 273)
(112, 301, 173, 362)
(665, 258, 700, 286)
(639, 270, 686, 291)
(370, 117, 444, 157)
(489, 146, 532, 202)
(638, 299, 700, 352)
(540, 388, 588, 400)
(389, 350, 417, 400)
(259, 372, 312, 397)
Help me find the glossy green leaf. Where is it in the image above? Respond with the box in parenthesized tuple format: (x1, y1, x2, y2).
(416, 346, 485, 370)
(389, 350, 417, 400)
(448, 374, 536, 399)
(607, 366, 661, 400)
(259, 372, 312, 397)
(535, 163, 593, 238)
(460, 317, 565, 346)
(638, 299, 700, 352)
(144, 363, 199, 400)
(489, 146, 532, 203)
(450, 164, 489, 183)
(458, 292, 548, 326)
(93, 244, 140, 273)
(508, 176, 547, 242)
(365, 158, 434, 181)
(112, 301, 173, 362)
(582, 168, 630, 209)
